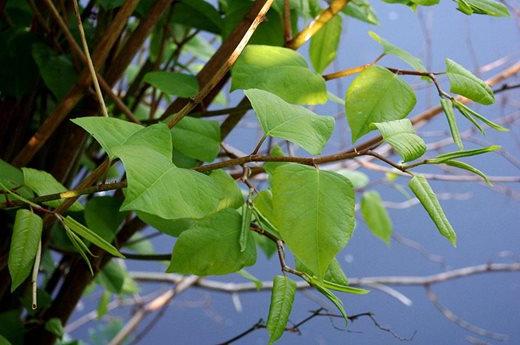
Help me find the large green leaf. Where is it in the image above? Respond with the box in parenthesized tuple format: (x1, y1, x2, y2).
(171, 116, 220, 162)
(446, 59, 495, 105)
(62, 216, 124, 258)
(245, 89, 334, 155)
(167, 209, 257, 275)
(346, 66, 416, 142)
(110, 124, 222, 220)
(360, 191, 393, 244)
(310, 15, 342, 73)
(440, 99, 464, 150)
(342, 0, 379, 25)
(271, 164, 355, 279)
(8, 209, 42, 291)
(266, 275, 296, 345)
(456, 0, 509, 16)
(209, 169, 244, 210)
(231, 45, 327, 105)
(408, 175, 456, 246)
(22, 168, 83, 211)
(368, 32, 426, 71)
(72, 117, 143, 158)
(85, 197, 127, 243)
(143, 71, 199, 98)
(372, 119, 426, 162)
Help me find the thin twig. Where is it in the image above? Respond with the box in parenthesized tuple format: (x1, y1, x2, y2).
(72, 0, 108, 117)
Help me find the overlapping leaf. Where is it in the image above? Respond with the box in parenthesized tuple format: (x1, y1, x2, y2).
(270, 164, 355, 279)
(245, 89, 334, 155)
(372, 119, 426, 162)
(232, 45, 327, 104)
(346, 66, 416, 142)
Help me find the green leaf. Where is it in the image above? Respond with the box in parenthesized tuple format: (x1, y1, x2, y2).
(238, 269, 263, 290)
(267, 275, 296, 345)
(408, 175, 457, 246)
(309, 278, 349, 323)
(245, 89, 334, 155)
(97, 291, 111, 319)
(310, 15, 342, 73)
(209, 170, 244, 210)
(443, 160, 492, 185)
(368, 32, 426, 71)
(231, 45, 327, 105)
(171, 116, 220, 162)
(342, 0, 379, 25)
(111, 124, 222, 220)
(297, 258, 360, 291)
(97, 261, 137, 295)
(85, 197, 127, 243)
(62, 216, 124, 258)
(8, 209, 42, 291)
(32, 43, 77, 100)
(346, 66, 416, 142)
(446, 59, 495, 105)
(22, 168, 83, 211)
(360, 191, 393, 244)
(453, 101, 508, 132)
(240, 203, 253, 252)
(143, 71, 199, 98)
(63, 225, 94, 275)
(271, 164, 355, 279)
(372, 119, 426, 162)
(167, 209, 257, 275)
(440, 99, 464, 150)
(428, 145, 501, 164)
(336, 170, 370, 189)
(410, 0, 439, 5)
(0, 160, 32, 203)
(72, 117, 143, 159)
(44, 318, 64, 339)
(456, 0, 509, 16)
(170, 0, 223, 34)
(136, 212, 194, 237)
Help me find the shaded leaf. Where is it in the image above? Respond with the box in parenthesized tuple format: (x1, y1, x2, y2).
(171, 116, 220, 162)
(22, 168, 83, 211)
(62, 216, 124, 258)
(167, 209, 257, 275)
(143, 71, 199, 98)
(310, 15, 342, 73)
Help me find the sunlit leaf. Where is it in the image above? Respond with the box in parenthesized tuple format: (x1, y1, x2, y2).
(267, 275, 296, 344)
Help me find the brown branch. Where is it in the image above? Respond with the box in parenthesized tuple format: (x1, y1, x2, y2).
(72, 0, 108, 117)
(41, 0, 140, 123)
(107, 276, 198, 345)
(164, 0, 275, 128)
(12, 0, 141, 167)
(287, 0, 349, 49)
(283, 0, 292, 44)
(130, 262, 520, 292)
